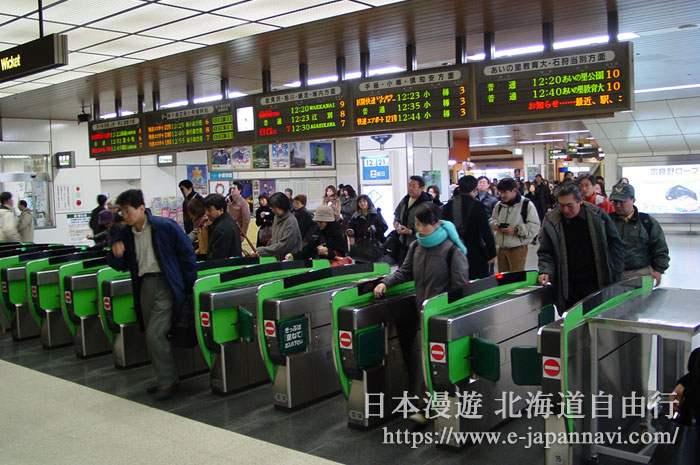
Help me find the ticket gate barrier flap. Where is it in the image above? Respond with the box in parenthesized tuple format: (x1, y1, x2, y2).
(258, 262, 391, 381)
(331, 280, 415, 398)
(59, 257, 112, 357)
(195, 259, 325, 369)
(422, 270, 544, 393)
(97, 267, 132, 346)
(258, 263, 390, 409)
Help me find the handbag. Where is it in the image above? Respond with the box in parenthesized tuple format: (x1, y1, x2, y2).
(350, 237, 383, 262)
(169, 294, 197, 348)
(257, 225, 273, 246)
(382, 230, 402, 262)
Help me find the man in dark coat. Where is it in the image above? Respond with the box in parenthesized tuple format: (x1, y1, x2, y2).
(442, 175, 497, 280)
(178, 179, 203, 234)
(203, 194, 242, 261)
(107, 189, 197, 400)
(89, 194, 108, 236)
(393, 175, 433, 265)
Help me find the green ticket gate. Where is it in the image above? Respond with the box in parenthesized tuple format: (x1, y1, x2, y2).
(27, 250, 106, 349)
(60, 257, 112, 358)
(99, 257, 271, 371)
(1, 247, 80, 341)
(258, 262, 390, 410)
(331, 279, 417, 428)
(196, 259, 328, 394)
(533, 277, 700, 465)
(0, 244, 69, 330)
(422, 271, 556, 448)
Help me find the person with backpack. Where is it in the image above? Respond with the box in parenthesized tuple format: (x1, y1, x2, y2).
(373, 202, 469, 426)
(490, 178, 541, 272)
(609, 183, 669, 286)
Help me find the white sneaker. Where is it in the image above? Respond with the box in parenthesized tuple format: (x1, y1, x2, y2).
(408, 413, 427, 425)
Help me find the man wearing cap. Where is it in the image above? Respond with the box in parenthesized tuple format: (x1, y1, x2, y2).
(285, 205, 347, 260)
(88, 209, 122, 247)
(609, 183, 670, 286)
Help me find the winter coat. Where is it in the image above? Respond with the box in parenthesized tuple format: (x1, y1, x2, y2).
(297, 221, 347, 260)
(393, 191, 433, 247)
(476, 190, 499, 217)
(610, 207, 670, 273)
(207, 211, 242, 261)
(349, 207, 388, 241)
(583, 193, 615, 214)
(107, 209, 197, 318)
(17, 209, 34, 242)
(257, 211, 302, 260)
(293, 206, 316, 245)
(90, 205, 106, 236)
(442, 194, 497, 280)
(255, 206, 274, 228)
(489, 195, 541, 248)
(0, 206, 20, 242)
(537, 201, 626, 312)
(340, 197, 358, 220)
(226, 194, 251, 237)
(322, 195, 341, 220)
(182, 190, 203, 234)
(381, 239, 470, 311)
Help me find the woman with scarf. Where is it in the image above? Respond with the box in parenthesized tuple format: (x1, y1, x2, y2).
(373, 201, 469, 426)
(347, 194, 387, 262)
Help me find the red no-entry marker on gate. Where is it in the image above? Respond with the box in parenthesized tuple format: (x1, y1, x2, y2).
(339, 331, 353, 349)
(103, 297, 111, 311)
(64, 291, 72, 304)
(200, 312, 210, 327)
(543, 357, 561, 379)
(430, 342, 446, 363)
(264, 320, 276, 337)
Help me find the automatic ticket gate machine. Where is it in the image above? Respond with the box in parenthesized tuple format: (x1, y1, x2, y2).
(98, 257, 273, 370)
(0, 244, 68, 330)
(59, 257, 112, 358)
(195, 259, 329, 395)
(535, 277, 700, 465)
(330, 280, 417, 428)
(27, 250, 106, 349)
(258, 262, 390, 410)
(422, 271, 556, 447)
(1, 247, 80, 341)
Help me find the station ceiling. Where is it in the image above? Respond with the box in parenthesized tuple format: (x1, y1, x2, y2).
(0, 0, 698, 155)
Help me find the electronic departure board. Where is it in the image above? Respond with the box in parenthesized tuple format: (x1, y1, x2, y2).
(474, 42, 633, 121)
(89, 116, 143, 157)
(255, 83, 350, 142)
(143, 101, 244, 153)
(353, 65, 471, 133)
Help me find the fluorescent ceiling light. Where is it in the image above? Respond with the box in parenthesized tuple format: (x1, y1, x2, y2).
(483, 135, 511, 139)
(535, 130, 590, 136)
(228, 91, 247, 98)
(161, 100, 188, 109)
(518, 139, 564, 144)
(448, 159, 458, 166)
(586, 137, 596, 140)
(122, 110, 135, 116)
(495, 44, 544, 57)
(100, 113, 117, 119)
(635, 83, 700, 93)
(469, 143, 499, 147)
(553, 33, 638, 49)
(467, 53, 486, 61)
(194, 94, 222, 103)
(283, 67, 405, 87)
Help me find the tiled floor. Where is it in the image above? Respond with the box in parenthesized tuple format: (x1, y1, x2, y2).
(0, 234, 698, 464)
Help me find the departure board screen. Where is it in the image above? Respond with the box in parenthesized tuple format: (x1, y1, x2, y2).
(143, 101, 241, 152)
(88, 116, 143, 157)
(474, 42, 633, 121)
(353, 66, 471, 132)
(255, 83, 350, 142)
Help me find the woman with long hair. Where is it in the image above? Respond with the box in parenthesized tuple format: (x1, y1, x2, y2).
(347, 194, 388, 262)
(322, 185, 341, 220)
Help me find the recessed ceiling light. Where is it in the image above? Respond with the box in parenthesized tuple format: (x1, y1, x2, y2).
(535, 130, 590, 135)
(483, 135, 511, 139)
(635, 83, 700, 93)
(469, 143, 499, 147)
(518, 139, 565, 144)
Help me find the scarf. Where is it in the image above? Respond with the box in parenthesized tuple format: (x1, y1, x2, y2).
(415, 220, 467, 254)
(503, 191, 522, 207)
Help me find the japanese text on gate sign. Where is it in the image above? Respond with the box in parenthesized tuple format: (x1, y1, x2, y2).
(283, 323, 304, 350)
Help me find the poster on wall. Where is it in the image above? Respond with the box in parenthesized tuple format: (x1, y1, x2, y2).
(621, 164, 700, 214)
(209, 172, 233, 196)
(210, 148, 232, 171)
(187, 165, 208, 196)
(310, 141, 333, 167)
(252, 179, 277, 208)
(526, 165, 541, 182)
(289, 142, 309, 169)
(55, 184, 86, 213)
(271, 143, 289, 168)
(67, 213, 92, 245)
(422, 170, 441, 190)
(252, 145, 270, 169)
(231, 146, 251, 170)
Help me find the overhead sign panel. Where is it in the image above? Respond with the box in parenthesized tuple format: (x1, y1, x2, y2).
(353, 65, 471, 132)
(255, 83, 350, 143)
(474, 42, 633, 121)
(0, 34, 68, 83)
(88, 116, 143, 157)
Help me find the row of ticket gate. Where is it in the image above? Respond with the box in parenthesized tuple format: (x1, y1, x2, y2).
(1, 241, 698, 464)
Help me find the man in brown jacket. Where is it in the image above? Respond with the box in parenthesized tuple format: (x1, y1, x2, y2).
(226, 181, 250, 239)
